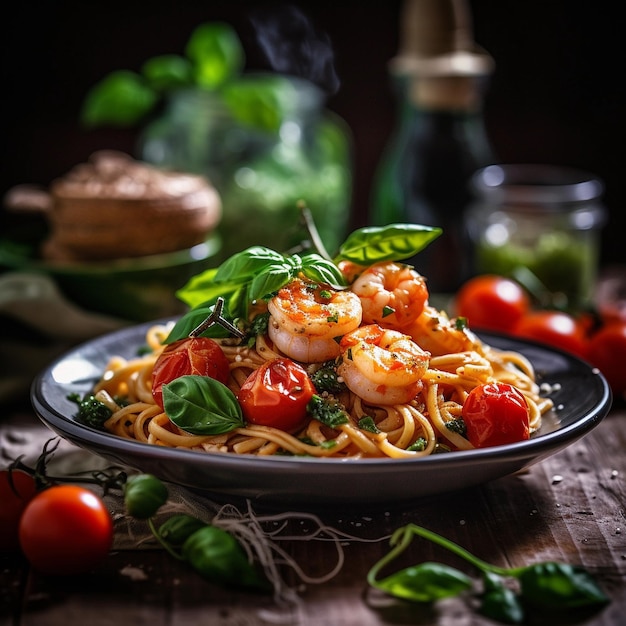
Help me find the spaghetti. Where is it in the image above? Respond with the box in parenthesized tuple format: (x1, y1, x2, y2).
(93, 313, 553, 459)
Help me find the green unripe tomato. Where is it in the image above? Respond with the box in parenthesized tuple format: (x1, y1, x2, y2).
(157, 514, 206, 548)
(124, 474, 168, 519)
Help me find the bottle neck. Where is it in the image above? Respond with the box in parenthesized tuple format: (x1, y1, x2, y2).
(408, 74, 486, 112)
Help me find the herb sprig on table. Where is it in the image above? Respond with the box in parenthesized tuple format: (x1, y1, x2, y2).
(5, 441, 610, 622)
(367, 524, 609, 624)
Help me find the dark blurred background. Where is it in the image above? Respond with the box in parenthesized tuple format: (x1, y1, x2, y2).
(2, 0, 625, 267)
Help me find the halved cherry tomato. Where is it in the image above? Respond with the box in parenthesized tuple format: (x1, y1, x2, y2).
(512, 310, 588, 358)
(238, 358, 315, 432)
(462, 382, 530, 448)
(587, 321, 626, 399)
(454, 275, 530, 333)
(0, 468, 37, 552)
(19, 485, 113, 575)
(152, 337, 230, 408)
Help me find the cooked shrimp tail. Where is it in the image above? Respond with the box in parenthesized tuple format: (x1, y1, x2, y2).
(338, 324, 430, 405)
(351, 261, 429, 330)
(268, 277, 362, 363)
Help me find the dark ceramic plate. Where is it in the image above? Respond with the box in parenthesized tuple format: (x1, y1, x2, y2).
(31, 322, 612, 507)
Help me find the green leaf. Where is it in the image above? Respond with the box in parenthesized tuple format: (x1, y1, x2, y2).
(334, 223, 442, 265)
(185, 22, 244, 89)
(358, 416, 380, 434)
(163, 375, 244, 435)
(214, 246, 286, 282)
(221, 75, 299, 132)
(307, 395, 349, 428)
(80, 70, 158, 127)
(175, 267, 248, 311)
(517, 562, 610, 610)
(300, 254, 347, 289)
(374, 562, 472, 603)
(182, 525, 268, 590)
(479, 572, 525, 624)
(165, 306, 225, 343)
(248, 262, 296, 301)
(142, 54, 194, 92)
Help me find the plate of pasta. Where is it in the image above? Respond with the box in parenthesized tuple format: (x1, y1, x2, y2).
(30, 223, 612, 506)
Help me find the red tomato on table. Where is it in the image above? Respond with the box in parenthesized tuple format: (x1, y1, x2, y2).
(0, 469, 37, 552)
(587, 321, 626, 399)
(19, 485, 113, 575)
(462, 382, 530, 448)
(454, 275, 530, 333)
(512, 310, 588, 358)
(152, 337, 230, 408)
(238, 358, 315, 432)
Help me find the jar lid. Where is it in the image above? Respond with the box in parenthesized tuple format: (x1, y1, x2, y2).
(471, 164, 605, 204)
(469, 164, 607, 230)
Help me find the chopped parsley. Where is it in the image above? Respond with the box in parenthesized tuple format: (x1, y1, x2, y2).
(310, 361, 346, 394)
(307, 394, 349, 428)
(358, 416, 380, 434)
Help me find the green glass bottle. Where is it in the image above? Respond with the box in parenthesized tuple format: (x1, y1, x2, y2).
(370, 0, 495, 294)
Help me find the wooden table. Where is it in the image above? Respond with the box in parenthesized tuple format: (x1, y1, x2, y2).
(1, 402, 624, 626)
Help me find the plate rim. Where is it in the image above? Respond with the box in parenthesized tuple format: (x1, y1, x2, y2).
(30, 321, 612, 472)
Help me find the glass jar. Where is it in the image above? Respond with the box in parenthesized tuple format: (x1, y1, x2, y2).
(139, 77, 352, 260)
(466, 164, 607, 309)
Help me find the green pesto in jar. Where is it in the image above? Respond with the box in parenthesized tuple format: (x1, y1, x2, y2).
(466, 165, 607, 310)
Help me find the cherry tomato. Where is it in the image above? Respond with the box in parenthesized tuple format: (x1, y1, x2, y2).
(238, 358, 315, 432)
(152, 337, 230, 408)
(587, 321, 626, 399)
(513, 310, 588, 358)
(454, 275, 530, 333)
(19, 485, 113, 575)
(462, 382, 530, 448)
(0, 469, 37, 552)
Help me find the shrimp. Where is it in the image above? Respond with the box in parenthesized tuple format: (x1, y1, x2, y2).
(337, 259, 366, 283)
(350, 262, 429, 330)
(267, 278, 362, 363)
(338, 324, 430, 405)
(407, 304, 481, 357)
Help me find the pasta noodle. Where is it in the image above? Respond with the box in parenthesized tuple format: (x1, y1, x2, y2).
(94, 319, 553, 459)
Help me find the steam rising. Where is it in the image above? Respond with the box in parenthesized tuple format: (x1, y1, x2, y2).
(250, 4, 340, 96)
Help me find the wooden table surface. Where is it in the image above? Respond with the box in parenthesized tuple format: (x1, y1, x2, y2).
(1, 401, 624, 626)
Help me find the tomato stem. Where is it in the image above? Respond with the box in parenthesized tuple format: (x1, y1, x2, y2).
(9, 437, 127, 493)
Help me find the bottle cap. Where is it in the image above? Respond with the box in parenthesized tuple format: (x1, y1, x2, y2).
(390, 0, 493, 77)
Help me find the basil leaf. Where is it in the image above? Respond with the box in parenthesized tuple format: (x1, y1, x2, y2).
(249, 262, 295, 301)
(215, 246, 286, 282)
(479, 572, 524, 624)
(222, 75, 298, 133)
(175, 268, 222, 308)
(185, 22, 244, 89)
(80, 70, 157, 128)
(518, 562, 610, 609)
(334, 223, 442, 265)
(166, 307, 208, 342)
(300, 254, 347, 289)
(374, 562, 472, 602)
(163, 375, 244, 435)
(142, 54, 194, 92)
(182, 525, 269, 590)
